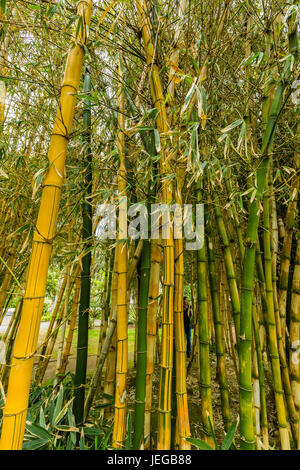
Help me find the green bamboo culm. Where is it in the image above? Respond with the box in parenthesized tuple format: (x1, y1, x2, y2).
(133, 231, 150, 449)
(196, 180, 214, 448)
(132, 138, 154, 449)
(73, 68, 93, 426)
(206, 217, 231, 432)
(133, 132, 157, 449)
(251, 300, 268, 448)
(239, 53, 294, 449)
(223, 166, 245, 263)
(171, 330, 177, 449)
(214, 201, 240, 350)
(263, 168, 298, 446)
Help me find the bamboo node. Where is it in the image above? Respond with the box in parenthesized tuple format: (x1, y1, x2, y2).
(239, 385, 253, 393)
(157, 408, 171, 414)
(51, 132, 70, 141)
(3, 406, 27, 418)
(240, 436, 256, 445)
(23, 295, 45, 300)
(200, 383, 212, 389)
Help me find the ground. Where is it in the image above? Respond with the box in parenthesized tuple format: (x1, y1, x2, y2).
(123, 355, 281, 449)
(1, 317, 282, 449)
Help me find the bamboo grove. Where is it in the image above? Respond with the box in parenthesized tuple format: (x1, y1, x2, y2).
(0, 0, 299, 451)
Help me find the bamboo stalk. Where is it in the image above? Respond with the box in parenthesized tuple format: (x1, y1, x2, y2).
(278, 7, 299, 342)
(173, 163, 191, 450)
(84, 308, 117, 420)
(214, 203, 240, 348)
(54, 264, 71, 386)
(196, 182, 214, 447)
(98, 249, 110, 352)
(34, 271, 68, 377)
(36, 275, 77, 385)
(239, 31, 295, 448)
(35, 266, 80, 384)
(251, 331, 261, 449)
(207, 227, 231, 432)
(144, 238, 161, 449)
(103, 253, 118, 421)
(263, 169, 291, 448)
(112, 56, 128, 448)
(289, 239, 300, 411)
(133, 233, 150, 449)
(252, 296, 268, 448)
(135, 0, 175, 449)
(59, 275, 81, 376)
(0, 1, 93, 449)
(73, 68, 93, 426)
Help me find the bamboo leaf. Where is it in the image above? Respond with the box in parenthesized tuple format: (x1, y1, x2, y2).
(0, 167, 8, 178)
(243, 52, 264, 67)
(142, 108, 159, 121)
(125, 410, 132, 450)
(237, 121, 246, 150)
(55, 424, 79, 433)
(101, 421, 114, 450)
(25, 423, 52, 441)
(180, 77, 197, 116)
(52, 386, 64, 426)
(207, 414, 218, 450)
(39, 408, 46, 429)
(79, 428, 87, 450)
(83, 426, 104, 437)
(221, 119, 243, 133)
(66, 436, 75, 450)
(186, 437, 214, 450)
(154, 129, 161, 153)
(221, 420, 238, 450)
(47, 5, 58, 17)
(136, 126, 155, 131)
(67, 406, 77, 446)
(218, 133, 228, 143)
(54, 397, 74, 425)
(22, 438, 50, 450)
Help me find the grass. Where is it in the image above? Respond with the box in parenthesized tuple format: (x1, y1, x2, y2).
(32, 322, 193, 382)
(38, 325, 137, 375)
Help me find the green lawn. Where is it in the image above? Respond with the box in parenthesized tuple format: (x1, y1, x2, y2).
(38, 324, 192, 380)
(42, 325, 136, 368)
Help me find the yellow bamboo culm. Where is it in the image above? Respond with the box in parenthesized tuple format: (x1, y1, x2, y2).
(144, 239, 161, 448)
(112, 56, 128, 449)
(289, 239, 300, 411)
(135, 0, 175, 450)
(174, 164, 191, 450)
(166, 2, 191, 443)
(0, 0, 93, 450)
